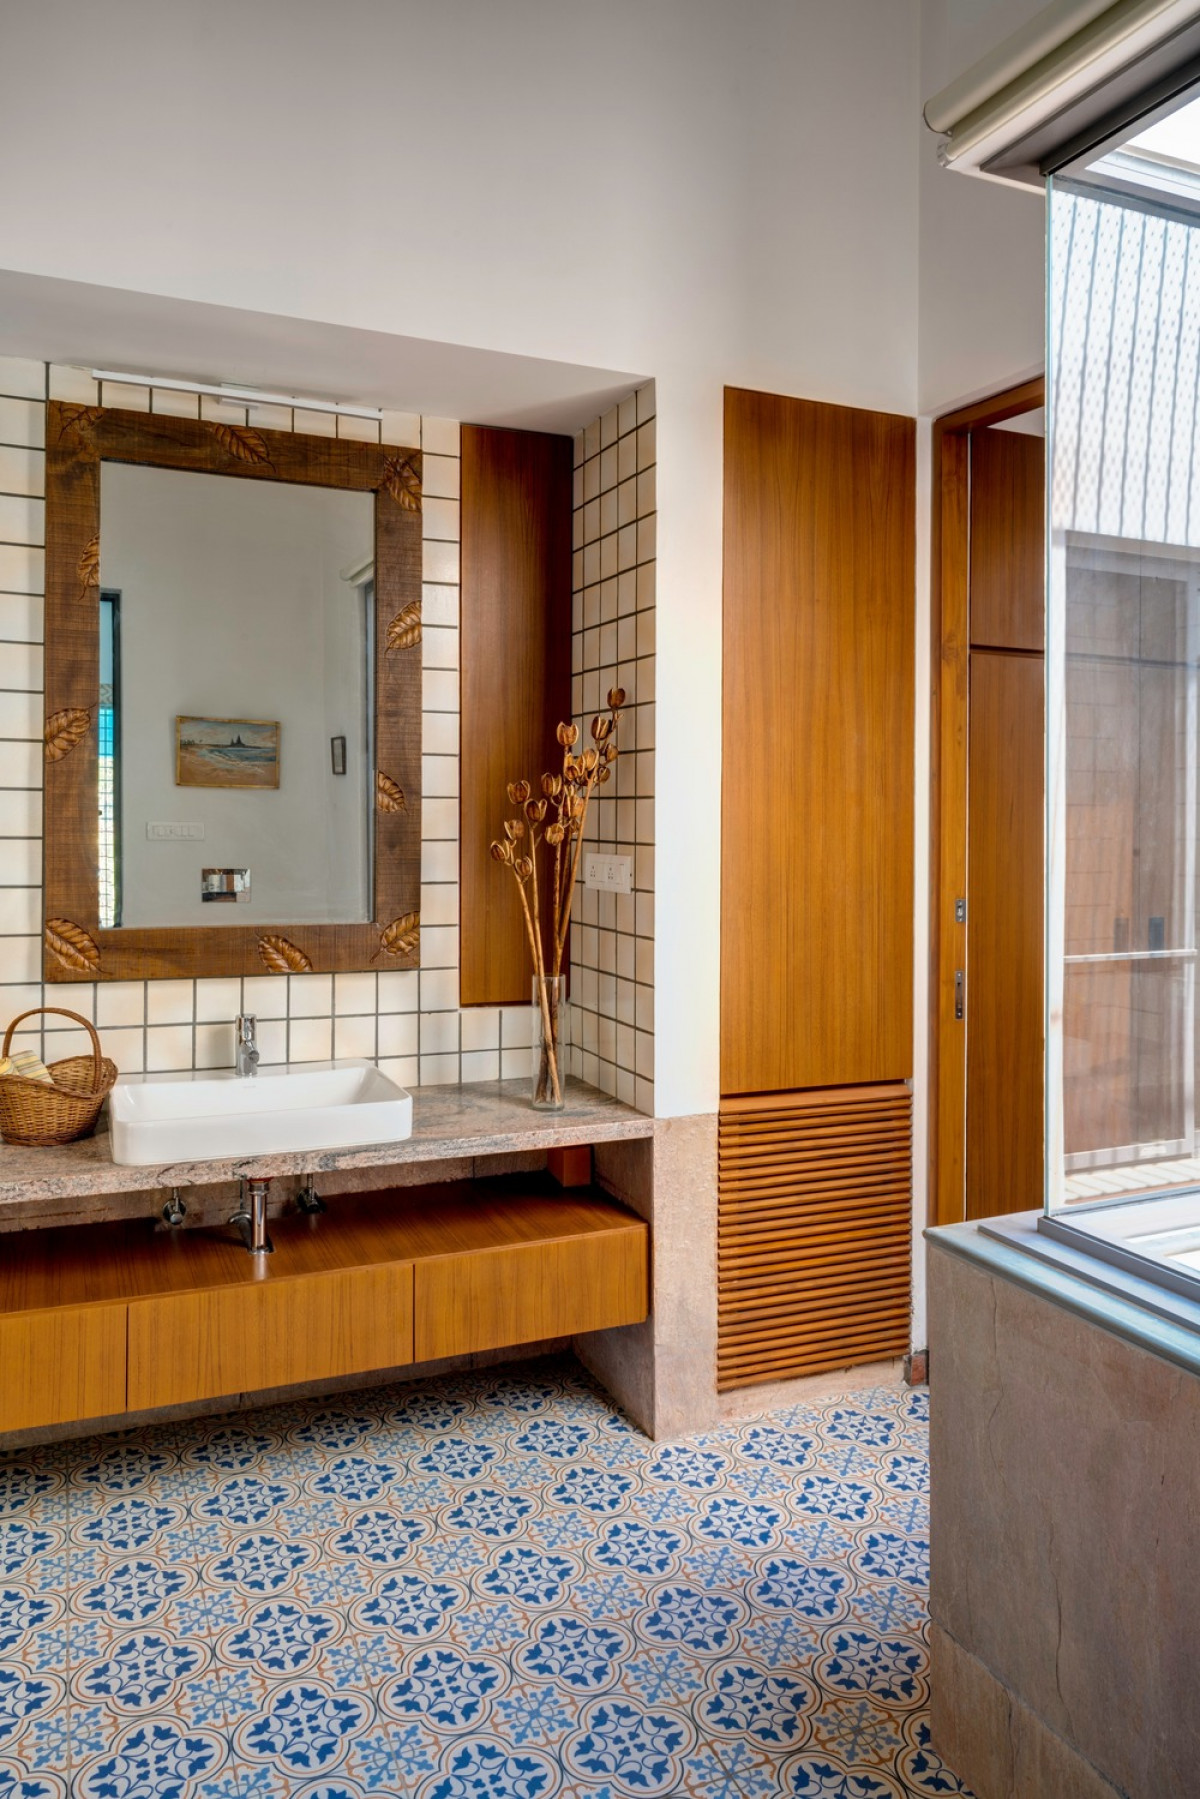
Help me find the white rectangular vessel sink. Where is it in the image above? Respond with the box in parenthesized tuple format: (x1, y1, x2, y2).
(109, 1060, 413, 1167)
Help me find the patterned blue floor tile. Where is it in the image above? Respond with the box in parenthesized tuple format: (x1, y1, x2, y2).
(0, 1356, 973, 1798)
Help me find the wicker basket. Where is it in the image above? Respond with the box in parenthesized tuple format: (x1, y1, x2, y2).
(0, 1008, 118, 1147)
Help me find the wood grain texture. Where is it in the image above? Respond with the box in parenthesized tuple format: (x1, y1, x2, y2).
(929, 381, 1045, 1228)
(966, 652, 1044, 1218)
(969, 428, 1045, 652)
(416, 1227, 647, 1360)
(547, 1145, 592, 1188)
(43, 402, 422, 981)
(0, 1303, 126, 1431)
(717, 1085, 911, 1390)
(460, 424, 573, 1006)
(0, 1176, 649, 1429)
(127, 1264, 414, 1409)
(721, 389, 915, 1095)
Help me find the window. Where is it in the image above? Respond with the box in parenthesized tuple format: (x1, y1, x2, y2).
(99, 590, 121, 929)
(1043, 92, 1200, 1285)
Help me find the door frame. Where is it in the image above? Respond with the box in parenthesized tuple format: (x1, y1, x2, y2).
(929, 376, 1045, 1227)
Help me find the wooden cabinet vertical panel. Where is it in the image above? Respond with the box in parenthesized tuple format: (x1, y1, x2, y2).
(969, 427, 1044, 651)
(460, 425, 573, 1006)
(966, 651, 1045, 1218)
(0, 1304, 126, 1431)
(721, 389, 916, 1095)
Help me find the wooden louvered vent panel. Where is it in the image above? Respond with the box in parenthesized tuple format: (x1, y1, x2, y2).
(718, 1084, 912, 1391)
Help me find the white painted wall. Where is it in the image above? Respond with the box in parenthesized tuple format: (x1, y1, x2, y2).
(103, 465, 372, 928)
(0, 0, 923, 1119)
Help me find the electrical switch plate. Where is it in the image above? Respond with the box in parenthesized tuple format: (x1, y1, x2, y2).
(584, 853, 633, 894)
(147, 822, 205, 840)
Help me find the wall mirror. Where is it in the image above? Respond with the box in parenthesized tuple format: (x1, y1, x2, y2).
(43, 402, 423, 983)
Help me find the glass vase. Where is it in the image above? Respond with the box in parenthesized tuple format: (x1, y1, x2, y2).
(531, 974, 567, 1111)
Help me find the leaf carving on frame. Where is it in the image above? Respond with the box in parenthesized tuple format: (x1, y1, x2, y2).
(385, 602, 422, 652)
(258, 934, 313, 974)
(44, 707, 91, 762)
(375, 912, 419, 960)
(206, 422, 275, 469)
(55, 404, 102, 445)
(376, 771, 407, 813)
(77, 535, 100, 598)
(379, 453, 422, 510)
(46, 918, 101, 974)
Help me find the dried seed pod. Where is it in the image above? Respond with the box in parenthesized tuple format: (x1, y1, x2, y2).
(490, 840, 511, 863)
(572, 797, 586, 819)
(605, 740, 618, 762)
(504, 819, 525, 841)
(542, 773, 562, 798)
(516, 855, 534, 880)
(607, 687, 626, 709)
(525, 798, 547, 824)
(545, 822, 565, 845)
(557, 722, 580, 747)
(591, 715, 612, 742)
(507, 779, 532, 804)
(582, 747, 599, 773)
(598, 765, 612, 783)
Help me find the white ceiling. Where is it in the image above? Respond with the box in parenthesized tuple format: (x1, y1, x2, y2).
(0, 267, 645, 436)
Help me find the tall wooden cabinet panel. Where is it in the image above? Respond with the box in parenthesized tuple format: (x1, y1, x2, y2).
(721, 388, 916, 1095)
(460, 425, 573, 1006)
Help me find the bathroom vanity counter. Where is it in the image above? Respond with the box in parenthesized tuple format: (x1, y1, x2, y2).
(0, 1076, 652, 1211)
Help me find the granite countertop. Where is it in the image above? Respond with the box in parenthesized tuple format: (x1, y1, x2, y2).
(0, 1077, 652, 1210)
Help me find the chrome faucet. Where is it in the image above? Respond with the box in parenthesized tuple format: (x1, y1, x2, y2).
(235, 1014, 260, 1078)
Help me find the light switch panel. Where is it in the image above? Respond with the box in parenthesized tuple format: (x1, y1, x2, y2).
(584, 853, 633, 894)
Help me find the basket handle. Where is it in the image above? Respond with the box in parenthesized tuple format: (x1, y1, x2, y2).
(2, 1007, 102, 1088)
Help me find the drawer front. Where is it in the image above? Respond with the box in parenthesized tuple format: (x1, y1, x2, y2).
(127, 1263, 414, 1411)
(0, 1304, 127, 1432)
(416, 1226, 648, 1362)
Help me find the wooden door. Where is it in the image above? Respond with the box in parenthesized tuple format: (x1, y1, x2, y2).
(960, 419, 1045, 1219)
(966, 650, 1044, 1217)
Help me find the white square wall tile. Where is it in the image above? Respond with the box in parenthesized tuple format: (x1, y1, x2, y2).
(96, 983, 145, 1028)
(0, 495, 44, 546)
(0, 938, 39, 983)
(462, 1049, 500, 1082)
(0, 399, 44, 449)
(422, 418, 460, 456)
(422, 838, 460, 881)
(0, 447, 44, 499)
(195, 977, 243, 1023)
(334, 972, 377, 1015)
(147, 980, 194, 1025)
(420, 1053, 461, 1085)
(104, 1026, 145, 1074)
(0, 839, 39, 885)
(48, 366, 96, 403)
(420, 1010, 459, 1055)
(147, 1025, 194, 1072)
(240, 975, 289, 1019)
(381, 410, 421, 447)
(378, 1055, 420, 1087)
(288, 974, 333, 1018)
(419, 967, 459, 1011)
(423, 540, 459, 586)
(0, 889, 40, 933)
(378, 1012, 419, 1057)
(289, 1016, 332, 1061)
(334, 1014, 376, 1058)
(0, 358, 45, 401)
(195, 1021, 236, 1069)
(461, 1007, 500, 1052)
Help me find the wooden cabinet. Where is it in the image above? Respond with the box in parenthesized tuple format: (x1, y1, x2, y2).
(0, 1177, 649, 1434)
(0, 1303, 125, 1432)
(127, 1264, 415, 1410)
(416, 1216, 648, 1361)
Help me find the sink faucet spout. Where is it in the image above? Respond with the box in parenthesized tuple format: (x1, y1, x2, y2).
(235, 1014, 260, 1079)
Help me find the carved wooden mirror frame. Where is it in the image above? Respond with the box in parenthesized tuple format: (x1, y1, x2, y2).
(43, 400, 423, 983)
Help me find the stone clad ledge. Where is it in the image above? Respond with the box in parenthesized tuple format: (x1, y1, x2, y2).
(0, 1077, 652, 1217)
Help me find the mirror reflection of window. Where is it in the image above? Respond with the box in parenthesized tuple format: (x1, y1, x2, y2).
(98, 590, 121, 929)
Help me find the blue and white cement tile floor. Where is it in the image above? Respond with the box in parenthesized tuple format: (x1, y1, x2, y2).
(0, 1356, 974, 1798)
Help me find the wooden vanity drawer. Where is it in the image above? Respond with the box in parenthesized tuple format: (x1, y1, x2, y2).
(126, 1262, 414, 1410)
(0, 1304, 127, 1432)
(415, 1224, 648, 1361)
